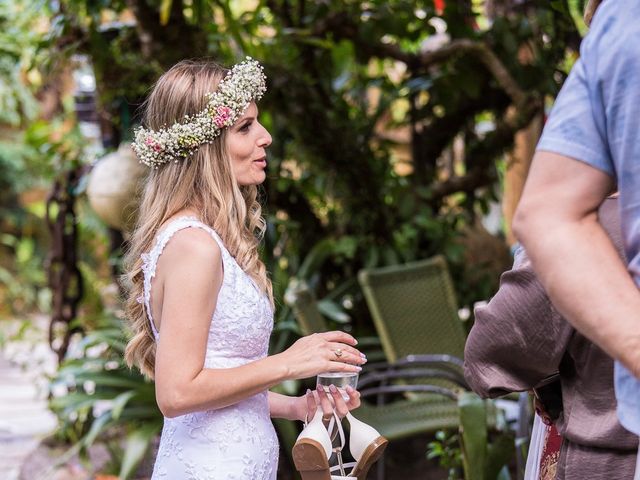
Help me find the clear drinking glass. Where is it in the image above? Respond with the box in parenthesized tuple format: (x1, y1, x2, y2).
(316, 372, 359, 401)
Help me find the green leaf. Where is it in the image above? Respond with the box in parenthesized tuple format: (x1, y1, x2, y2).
(317, 299, 350, 323)
(50, 392, 115, 412)
(458, 391, 487, 480)
(334, 236, 358, 259)
(72, 373, 145, 390)
(160, 0, 173, 25)
(83, 412, 115, 448)
(331, 40, 355, 90)
(485, 432, 515, 480)
(119, 422, 162, 480)
(297, 239, 335, 279)
(111, 390, 138, 420)
(16, 238, 34, 263)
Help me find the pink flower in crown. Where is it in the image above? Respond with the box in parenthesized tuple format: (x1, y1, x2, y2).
(145, 136, 163, 152)
(213, 106, 232, 128)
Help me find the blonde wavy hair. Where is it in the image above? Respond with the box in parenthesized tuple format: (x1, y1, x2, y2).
(124, 60, 273, 379)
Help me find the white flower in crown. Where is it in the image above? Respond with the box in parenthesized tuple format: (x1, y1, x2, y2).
(132, 57, 267, 168)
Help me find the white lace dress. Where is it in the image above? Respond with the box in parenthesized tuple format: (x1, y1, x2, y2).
(141, 217, 279, 480)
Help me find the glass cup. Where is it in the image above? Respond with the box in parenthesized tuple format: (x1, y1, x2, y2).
(316, 372, 359, 401)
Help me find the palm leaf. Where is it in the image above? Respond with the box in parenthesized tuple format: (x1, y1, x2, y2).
(118, 421, 163, 480)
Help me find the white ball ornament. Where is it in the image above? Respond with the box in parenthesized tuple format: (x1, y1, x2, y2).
(86, 143, 147, 232)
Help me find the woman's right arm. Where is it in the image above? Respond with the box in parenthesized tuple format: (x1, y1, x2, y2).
(152, 229, 363, 418)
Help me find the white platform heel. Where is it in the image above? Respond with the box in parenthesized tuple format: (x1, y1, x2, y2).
(345, 412, 388, 478)
(293, 407, 335, 480)
(293, 408, 388, 480)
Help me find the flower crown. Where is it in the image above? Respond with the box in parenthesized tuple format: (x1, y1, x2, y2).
(132, 57, 267, 168)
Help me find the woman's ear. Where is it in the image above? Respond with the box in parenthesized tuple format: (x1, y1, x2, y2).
(584, 0, 603, 27)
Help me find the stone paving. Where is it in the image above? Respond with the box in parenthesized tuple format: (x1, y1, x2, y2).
(0, 319, 58, 480)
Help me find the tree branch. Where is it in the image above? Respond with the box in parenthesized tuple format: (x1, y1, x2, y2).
(125, 0, 206, 67)
(308, 13, 527, 108)
(427, 95, 542, 204)
(419, 39, 527, 107)
(429, 167, 493, 200)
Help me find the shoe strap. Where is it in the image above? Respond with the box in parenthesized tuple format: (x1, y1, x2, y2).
(327, 409, 346, 452)
(330, 462, 356, 473)
(303, 408, 345, 450)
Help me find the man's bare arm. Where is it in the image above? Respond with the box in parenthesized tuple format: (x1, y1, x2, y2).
(513, 151, 640, 377)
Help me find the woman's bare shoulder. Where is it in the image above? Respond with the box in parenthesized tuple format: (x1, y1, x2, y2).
(158, 226, 222, 271)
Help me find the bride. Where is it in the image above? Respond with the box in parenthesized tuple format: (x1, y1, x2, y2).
(123, 58, 365, 479)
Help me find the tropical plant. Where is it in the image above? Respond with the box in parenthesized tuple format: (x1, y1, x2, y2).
(428, 429, 464, 479)
(427, 393, 516, 480)
(49, 314, 162, 479)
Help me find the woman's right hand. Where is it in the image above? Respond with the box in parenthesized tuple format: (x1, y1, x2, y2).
(277, 331, 366, 380)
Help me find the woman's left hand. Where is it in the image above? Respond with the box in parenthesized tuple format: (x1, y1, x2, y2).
(296, 384, 361, 423)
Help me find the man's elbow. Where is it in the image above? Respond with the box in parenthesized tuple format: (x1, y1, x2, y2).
(512, 200, 540, 247)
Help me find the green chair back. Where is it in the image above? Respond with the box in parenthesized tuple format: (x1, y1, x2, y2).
(357, 255, 466, 362)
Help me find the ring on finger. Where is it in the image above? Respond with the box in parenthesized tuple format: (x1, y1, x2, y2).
(334, 348, 343, 358)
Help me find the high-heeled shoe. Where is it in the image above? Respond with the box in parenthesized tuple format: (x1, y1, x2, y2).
(293, 407, 347, 480)
(344, 412, 388, 479)
(293, 408, 388, 479)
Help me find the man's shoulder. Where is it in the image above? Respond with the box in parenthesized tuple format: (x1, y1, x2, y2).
(591, 0, 640, 29)
(587, 0, 640, 54)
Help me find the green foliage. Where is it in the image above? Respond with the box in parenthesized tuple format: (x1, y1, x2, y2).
(427, 393, 516, 480)
(0, 232, 50, 315)
(0, 114, 90, 320)
(49, 314, 162, 479)
(20, 0, 583, 332)
(427, 430, 464, 480)
(458, 392, 514, 480)
(234, 0, 580, 319)
(0, 1, 45, 126)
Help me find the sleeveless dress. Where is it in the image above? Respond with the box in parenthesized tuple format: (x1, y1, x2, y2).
(141, 216, 279, 480)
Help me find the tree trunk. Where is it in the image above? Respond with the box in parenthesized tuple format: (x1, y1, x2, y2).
(502, 113, 543, 246)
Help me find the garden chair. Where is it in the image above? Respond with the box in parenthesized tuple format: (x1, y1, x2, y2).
(285, 275, 524, 479)
(358, 256, 529, 479)
(284, 277, 468, 441)
(354, 355, 507, 480)
(355, 354, 470, 439)
(357, 255, 466, 363)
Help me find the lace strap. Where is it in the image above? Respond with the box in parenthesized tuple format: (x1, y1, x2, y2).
(141, 216, 231, 339)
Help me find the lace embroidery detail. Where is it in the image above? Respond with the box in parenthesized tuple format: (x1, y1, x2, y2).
(141, 217, 278, 479)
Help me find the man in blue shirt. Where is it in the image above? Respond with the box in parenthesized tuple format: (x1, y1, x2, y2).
(514, 0, 640, 475)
